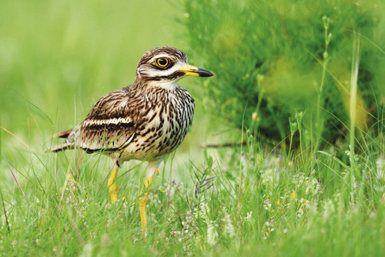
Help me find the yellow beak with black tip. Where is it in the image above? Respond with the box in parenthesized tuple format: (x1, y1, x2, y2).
(178, 65, 214, 77)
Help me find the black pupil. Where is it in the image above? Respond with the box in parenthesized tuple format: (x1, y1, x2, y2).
(158, 58, 167, 66)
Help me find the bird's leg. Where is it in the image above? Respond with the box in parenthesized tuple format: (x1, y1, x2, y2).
(107, 162, 120, 203)
(139, 160, 161, 234)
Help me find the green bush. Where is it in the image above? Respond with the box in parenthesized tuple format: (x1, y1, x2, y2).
(183, 0, 385, 148)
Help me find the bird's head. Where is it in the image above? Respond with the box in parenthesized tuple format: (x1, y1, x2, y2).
(135, 47, 213, 86)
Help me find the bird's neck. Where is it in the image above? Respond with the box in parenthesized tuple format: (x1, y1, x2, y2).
(134, 78, 179, 91)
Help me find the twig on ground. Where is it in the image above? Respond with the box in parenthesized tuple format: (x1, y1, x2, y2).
(56, 174, 70, 218)
(0, 190, 10, 233)
(3, 155, 25, 197)
(201, 141, 246, 148)
(0, 126, 32, 152)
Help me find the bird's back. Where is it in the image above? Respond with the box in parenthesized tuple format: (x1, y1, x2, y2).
(52, 84, 195, 162)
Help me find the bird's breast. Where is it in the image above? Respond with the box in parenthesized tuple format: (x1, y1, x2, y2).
(121, 87, 195, 161)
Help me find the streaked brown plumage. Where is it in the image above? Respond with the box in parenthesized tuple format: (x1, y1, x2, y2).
(50, 46, 213, 233)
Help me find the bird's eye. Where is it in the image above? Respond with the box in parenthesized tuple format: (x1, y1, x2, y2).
(155, 58, 169, 68)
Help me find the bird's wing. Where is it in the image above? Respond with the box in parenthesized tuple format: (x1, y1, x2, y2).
(79, 87, 137, 153)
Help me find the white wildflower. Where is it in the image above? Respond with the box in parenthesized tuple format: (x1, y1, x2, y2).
(244, 211, 252, 222)
(264, 199, 272, 210)
(292, 173, 304, 186)
(304, 177, 320, 196)
(198, 201, 210, 220)
(297, 207, 304, 217)
(322, 199, 335, 220)
(79, 242, 93, 257)
(260, 168, 279, 187)
(263, 219, 275, 239)
(223, 211, 235, 238)
(377, 156, 385, 179)
(207, 222, 218, 245)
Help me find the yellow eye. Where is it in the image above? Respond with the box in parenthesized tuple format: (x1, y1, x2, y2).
(156, 57, 169, 68)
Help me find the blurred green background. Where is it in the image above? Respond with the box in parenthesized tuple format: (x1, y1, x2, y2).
(0, 0, 214, 152)
(185, 0, 385, 149)
(4, 0, 384, 154)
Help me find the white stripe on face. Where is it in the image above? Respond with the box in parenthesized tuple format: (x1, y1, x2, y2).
(137, 53, 189, 80)
(141, 61, 187, 78)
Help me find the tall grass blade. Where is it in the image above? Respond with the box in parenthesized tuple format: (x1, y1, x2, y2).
(350, 31, 360, 175)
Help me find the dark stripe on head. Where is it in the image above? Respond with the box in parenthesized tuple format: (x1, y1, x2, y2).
(142, 71, 185, 81)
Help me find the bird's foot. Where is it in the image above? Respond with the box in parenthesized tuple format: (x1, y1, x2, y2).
(144, 176, 153, 188)
(139, 192, 149, 235)
(139, 163, 158, 237)
(109, 183, 119, 203)
(107, 167, 119, 203)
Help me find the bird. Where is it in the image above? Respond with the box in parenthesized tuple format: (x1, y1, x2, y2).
(50, 46, 213, 233)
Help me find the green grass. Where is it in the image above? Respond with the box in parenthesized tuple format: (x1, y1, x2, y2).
(1, 0, 385, 256)
(184, 0, 385, 147)
(2, 139, 385, 256)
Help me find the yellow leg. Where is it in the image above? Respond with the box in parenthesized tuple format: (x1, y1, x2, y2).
(139, 160, 161, 235)
(107, 167, 119, 203)
(139, 176, 153, 234)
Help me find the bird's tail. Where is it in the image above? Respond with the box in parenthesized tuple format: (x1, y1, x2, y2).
(49, 142, 74, 152)
(53, 128, 73, 139)
(49, 127, 77, 152)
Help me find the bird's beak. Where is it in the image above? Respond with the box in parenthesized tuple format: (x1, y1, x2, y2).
(178, 65, 214, 77)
